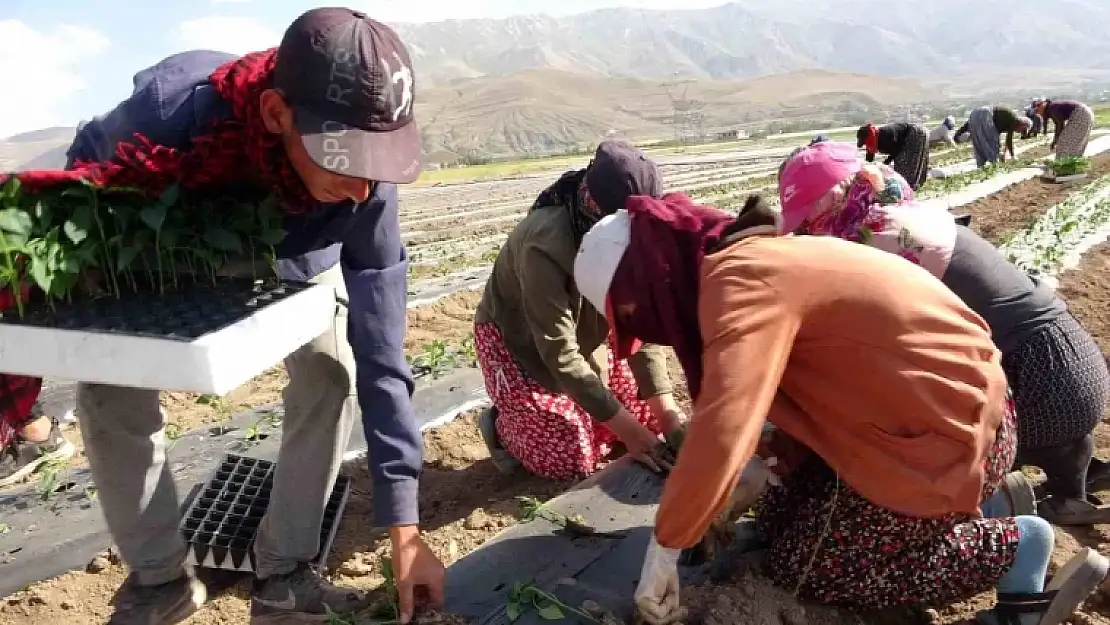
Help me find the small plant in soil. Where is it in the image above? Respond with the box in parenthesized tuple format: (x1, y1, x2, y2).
(196, 394, 249, 435)
(243, 410, 283, 443)
(33, 454, 74, 511)
(516, 496, 621, 538)
(352, 557, 402, 624)
(506, 581, 598, 623)
(407, 338, 476, 378)
(164, 422, 183, 450)
(0, 177, 288, 320)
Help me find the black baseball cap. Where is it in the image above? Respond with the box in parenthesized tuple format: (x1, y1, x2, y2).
(584, 140, 662, 214)
(274, 7, 421, 183)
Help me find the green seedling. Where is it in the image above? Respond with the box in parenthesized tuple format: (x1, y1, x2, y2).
(33, 454, 74, 511)
(0, 523, 10, 534)
(243, 410, 283, 442)
(1049, 156, 1091, 177)
(196, 394, 250, 435)
(516, 496, 624, 538)
(0, 178, 289, 319)
(164, 422, 183, 450)
(506, 581, 598, 623)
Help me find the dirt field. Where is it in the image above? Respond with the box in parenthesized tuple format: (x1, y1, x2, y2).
(958, 152, 1110, 246)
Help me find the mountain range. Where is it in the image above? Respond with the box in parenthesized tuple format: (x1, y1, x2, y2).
(394, 0, 1110, 85)
(6, 0, 1110, 168)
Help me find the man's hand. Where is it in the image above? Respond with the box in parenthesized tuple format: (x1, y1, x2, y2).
(389, 525, 445, 624)
(606, 408, 675, 473)
(634, 535, 686, 625)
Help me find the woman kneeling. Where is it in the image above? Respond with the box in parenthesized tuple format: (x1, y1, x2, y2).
(473, 140, 684, 481)
(573, 194, 1110, 624)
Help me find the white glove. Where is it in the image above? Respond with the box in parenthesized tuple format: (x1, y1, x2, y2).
(634, 535, 686, 625)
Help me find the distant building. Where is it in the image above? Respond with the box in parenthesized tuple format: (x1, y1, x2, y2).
(715, 128, 750, 141)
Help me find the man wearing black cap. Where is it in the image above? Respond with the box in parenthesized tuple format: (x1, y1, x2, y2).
(63, 8, 443, 624)
(472, 140, 685, 482)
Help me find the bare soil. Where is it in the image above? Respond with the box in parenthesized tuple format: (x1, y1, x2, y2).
(404, 291, 482, 353)
(957, 152, 1110, 246)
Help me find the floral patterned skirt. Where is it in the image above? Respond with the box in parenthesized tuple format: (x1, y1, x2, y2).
(473, 322, 659, 481)
(755, 397, 1021, 610)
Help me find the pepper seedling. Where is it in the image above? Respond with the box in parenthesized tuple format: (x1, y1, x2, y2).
(0, 177, 289, 319)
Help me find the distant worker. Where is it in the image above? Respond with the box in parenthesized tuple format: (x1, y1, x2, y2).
(1038, 99, 1096, 159)
(957, 105, 1032, 167)
(1023, 100, 1044, 139)
(472, 140, 684, 480)
(928, 116, 958, 148)
(855, 121, 930, 189)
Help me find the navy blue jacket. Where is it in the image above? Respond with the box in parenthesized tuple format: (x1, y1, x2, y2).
(66, 51, 421, 527)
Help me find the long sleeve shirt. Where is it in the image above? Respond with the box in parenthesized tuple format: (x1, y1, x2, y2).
(65, 51, 422, 527)
(654, 234, 1008, 550)
(866, 122, 911, 164)
(993, 106, 1019, 157)
(474, 206, 672, 420)
(1044, 100, 1082, 144)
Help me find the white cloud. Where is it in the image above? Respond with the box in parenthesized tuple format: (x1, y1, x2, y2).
(211, 0, 252, 3)
(0, 21, 110, 139)
(175, 16, 280, 55)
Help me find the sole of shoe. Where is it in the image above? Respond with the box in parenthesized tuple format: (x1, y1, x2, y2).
(0, 439, 77, 489)
(1003, 471, 1037, 517)
(1041, 548, 1109, 625)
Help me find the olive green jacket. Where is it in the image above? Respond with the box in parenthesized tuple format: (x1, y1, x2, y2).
(474, 206, 672, 420)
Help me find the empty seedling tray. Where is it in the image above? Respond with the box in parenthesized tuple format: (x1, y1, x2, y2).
(180, 453, 351, 573)
(0, 278, 337, 394)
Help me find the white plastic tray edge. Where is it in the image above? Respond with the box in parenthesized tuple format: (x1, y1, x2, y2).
(0, 283, 336, 395)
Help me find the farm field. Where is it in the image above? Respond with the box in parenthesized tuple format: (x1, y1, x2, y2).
(7, 128, 1110, 624)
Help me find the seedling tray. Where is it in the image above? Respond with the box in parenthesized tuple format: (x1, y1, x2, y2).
(1044, 173, 1088, 184)
(180, 453, 350, 573)
(0, 278, 336, 394)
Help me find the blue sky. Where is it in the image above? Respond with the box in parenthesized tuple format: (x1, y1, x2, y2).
(0, 0, 731, 139)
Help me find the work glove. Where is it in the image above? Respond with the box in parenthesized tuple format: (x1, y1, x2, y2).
(634, 535, 686, 625)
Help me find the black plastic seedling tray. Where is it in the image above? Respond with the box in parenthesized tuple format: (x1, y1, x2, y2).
(7, 278, 312, 341)
(180, 453, 350, 572)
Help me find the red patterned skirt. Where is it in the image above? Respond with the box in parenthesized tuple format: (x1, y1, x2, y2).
(756, 396, 1021, 610)
(0, 286, 40, 448)
(474, 322, 659, 481)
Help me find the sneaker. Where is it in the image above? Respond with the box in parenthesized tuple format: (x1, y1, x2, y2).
(251, 563, 370, 623)
(0, 418, 76, 489)
(107, 572, 207, 625)
(477, 405, 520, 474)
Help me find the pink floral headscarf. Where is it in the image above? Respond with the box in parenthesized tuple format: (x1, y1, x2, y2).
(779, 143, 957, 279)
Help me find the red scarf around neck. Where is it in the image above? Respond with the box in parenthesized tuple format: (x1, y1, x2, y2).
(2, 49, 315, 212)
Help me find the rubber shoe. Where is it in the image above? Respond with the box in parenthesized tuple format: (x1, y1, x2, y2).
(1001, 471, 1037, 516)
(251, 563, 370, 623)
(107, 573, 206, 625)
(477, 405, 520, 473)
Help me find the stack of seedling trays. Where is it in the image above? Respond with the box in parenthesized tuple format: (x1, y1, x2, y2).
(1043, 156, 1091, 184)
(181, 454, 351, 572)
